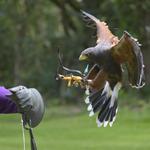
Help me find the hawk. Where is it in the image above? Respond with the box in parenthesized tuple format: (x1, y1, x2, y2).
(79, 11, 145, 127)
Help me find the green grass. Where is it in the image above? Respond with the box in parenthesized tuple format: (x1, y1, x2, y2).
(1, 105, 150, 150)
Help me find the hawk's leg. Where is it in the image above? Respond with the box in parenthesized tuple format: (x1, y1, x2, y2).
(87, 69, 108, 91)
(85, 64, 100, 80)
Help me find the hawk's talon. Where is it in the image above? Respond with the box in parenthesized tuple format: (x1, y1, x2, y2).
(56, 74, 85, 87)
(56, 73, 94, 89)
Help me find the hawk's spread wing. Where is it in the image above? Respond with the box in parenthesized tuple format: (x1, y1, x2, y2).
(81, 11, 119, 46)
(111, 31, 145, 88)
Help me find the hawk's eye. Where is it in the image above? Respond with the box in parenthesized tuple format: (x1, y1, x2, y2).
(87, 53, 91, 56)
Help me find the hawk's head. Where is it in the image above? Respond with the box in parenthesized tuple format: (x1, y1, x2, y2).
(79, 47, 96, 62)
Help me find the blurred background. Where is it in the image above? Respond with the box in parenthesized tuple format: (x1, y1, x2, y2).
(0, 0, 150, 150)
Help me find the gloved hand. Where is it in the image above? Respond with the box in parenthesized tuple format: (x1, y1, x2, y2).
(9, 86, 33, 113)
(9, 86, 45, 128)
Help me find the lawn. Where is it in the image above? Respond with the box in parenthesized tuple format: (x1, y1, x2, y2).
(0, 105, 150, 150)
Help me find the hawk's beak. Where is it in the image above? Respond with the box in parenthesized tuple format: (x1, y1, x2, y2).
(79, 54, 88, 61)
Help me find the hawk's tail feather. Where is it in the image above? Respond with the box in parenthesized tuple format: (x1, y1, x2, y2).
(85, 81, 122, 127)
(109, 101, 118, 126)
(87, 91, 107, 117)
(97, 100, 118, 127)
(92, 92, 107, 113)
(84, 88, 103, 104)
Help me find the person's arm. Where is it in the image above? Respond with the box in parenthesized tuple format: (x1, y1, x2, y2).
(0, 86, 45, 128)
(0, 87, 18, 113)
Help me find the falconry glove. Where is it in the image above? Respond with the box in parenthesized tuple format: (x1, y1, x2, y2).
(9, 85, 45, 128)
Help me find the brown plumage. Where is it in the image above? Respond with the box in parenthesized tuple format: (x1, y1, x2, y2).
(79, 11, 145, 127)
